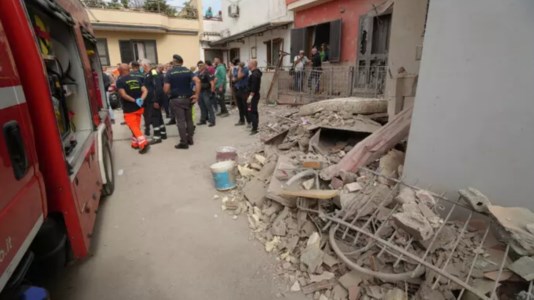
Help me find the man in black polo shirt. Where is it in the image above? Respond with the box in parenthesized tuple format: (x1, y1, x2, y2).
(163, 55, 201, 149)
(116, 63, 150, 154)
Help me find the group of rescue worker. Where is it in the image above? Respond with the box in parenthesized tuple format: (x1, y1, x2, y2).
(115, 54, 262, 154)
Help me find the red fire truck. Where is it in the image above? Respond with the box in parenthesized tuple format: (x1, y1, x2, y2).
(0, 0, 115, 297)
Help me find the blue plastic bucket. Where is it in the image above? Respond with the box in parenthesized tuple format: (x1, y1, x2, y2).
(210, 160, 237, 191)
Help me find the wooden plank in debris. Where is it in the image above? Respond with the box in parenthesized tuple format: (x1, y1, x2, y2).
(320, 105, 413, 180)
(302, 278, 337, 294)
(280, 189, 338, 200)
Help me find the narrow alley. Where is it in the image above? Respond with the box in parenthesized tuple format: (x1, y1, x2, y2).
(51, 111, 307, 300)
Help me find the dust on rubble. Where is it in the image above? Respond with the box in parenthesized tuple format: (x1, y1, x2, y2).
(212, 104, 534, 300)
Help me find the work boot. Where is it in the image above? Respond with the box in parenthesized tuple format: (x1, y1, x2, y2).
(208, 123, 215, 127)
(139, 145, 150, 154)
(235, 121, 245, 126)
(175, 143, 189, 150)
(197, 121, 207, 126)
(250, 129, 259, 135)
(150, 139, 162, 145)
(166, 119, 176, 125)
(220, 113, 229, 118)
(161, 134, 168, 140)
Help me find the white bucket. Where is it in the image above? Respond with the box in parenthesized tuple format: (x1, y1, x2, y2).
(210, 160, 237, 191)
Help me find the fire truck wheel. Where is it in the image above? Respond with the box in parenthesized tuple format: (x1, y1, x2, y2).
(102, 139, 115, 196)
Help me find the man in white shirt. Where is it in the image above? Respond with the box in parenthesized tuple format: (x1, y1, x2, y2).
(293, 50, 308, 92)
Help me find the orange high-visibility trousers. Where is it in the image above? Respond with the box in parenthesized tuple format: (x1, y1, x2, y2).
(124, 108, 148, 149)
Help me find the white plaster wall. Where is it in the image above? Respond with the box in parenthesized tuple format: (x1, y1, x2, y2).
(224, 27, 292, 68)
(403, 0, 534, 209)
(219, 0, 293, 35)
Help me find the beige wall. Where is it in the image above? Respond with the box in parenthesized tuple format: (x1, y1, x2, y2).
(386, 0, 428, 118)
(88, 8, 199, 32)
(95, 30, 200, 67)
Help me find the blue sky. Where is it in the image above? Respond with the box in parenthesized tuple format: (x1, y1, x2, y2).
(168, 0, 221, 14)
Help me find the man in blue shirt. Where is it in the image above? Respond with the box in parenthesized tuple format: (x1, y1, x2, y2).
(164, 55, 201, 149)
(231, 58, 250, 127)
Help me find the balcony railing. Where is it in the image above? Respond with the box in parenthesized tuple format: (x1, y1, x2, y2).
(82, 0, 199, 19)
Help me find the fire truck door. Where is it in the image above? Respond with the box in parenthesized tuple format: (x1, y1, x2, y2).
(0, 23, 45, 291)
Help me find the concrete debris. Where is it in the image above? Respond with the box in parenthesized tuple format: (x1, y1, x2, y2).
(302, 278, 337, 294)
(300, 232, 324, 273)
(255, 154, 266, 165)
(238, 165, 256, 177)
(332, 284, 348, 300)
(302, 178, 315, 190)
(344, 182, 362, 193)
(396, 186, 416, 205)
(265, 236, 281, 252)
(508, 256, 534, 281)
(488, 205, 534, 255)
(384, 288, 407, 300)
(459, 187, 491, 213)
(298, 98, 388, 117)
(290, 281, 301, 292)
(378, 149, 405, 185)
(309, 271, 335, 283)
(210, 104, 534, 300)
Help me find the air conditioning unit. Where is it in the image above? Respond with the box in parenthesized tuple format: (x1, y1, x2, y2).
(228, 4, 239, 18)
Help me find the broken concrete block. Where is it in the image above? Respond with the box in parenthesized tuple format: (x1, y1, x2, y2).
(281, 189, 339, 200)
(300, 232, 324, 273)
(332, 284, 348, 300)
(302, 279, 337, 294)
(263, 201, 283, 217)
(309, 271, 335, 283)
(265, 236, 281, 252)
(459, 187, 491, 213)
(378, 149, 405, 185)
(488, 205, 534, 255)
(250, 163, 263, 170)
(384, 288, 407, 300)
(255, 154, 266, 165)
(290, 281, 301, 292)
(396, 186, 416, 205)
(344, 182, 362, 193)
(271, 208, 290, 236)
(322, 253, 340, 268)
(302, 178, 315, 190)
(393, 209, 434, 241)
(243, 178, 266, 207)
(415, 190, 436, 207)
(417, 203, 442, 228)
(509, 256, 534, 281)
(338, 270, 364, 291)
(319, 294, 328, 300)
(238, 165, 256, 177)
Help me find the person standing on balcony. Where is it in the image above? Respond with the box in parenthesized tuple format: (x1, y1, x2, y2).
(308, 47, 322, 94)
(205, 6, 213, 19)
(293, 50, 308, 92)
(213, 57, 229, 117)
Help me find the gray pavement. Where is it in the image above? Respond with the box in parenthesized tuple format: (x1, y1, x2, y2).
(52, 108, 307, 300)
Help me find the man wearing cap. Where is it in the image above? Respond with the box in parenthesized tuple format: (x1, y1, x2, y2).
(164, 55, 201, 149)
(116, 63, 150, 154)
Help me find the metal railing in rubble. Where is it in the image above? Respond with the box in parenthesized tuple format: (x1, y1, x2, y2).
(277, 65, 387, 101)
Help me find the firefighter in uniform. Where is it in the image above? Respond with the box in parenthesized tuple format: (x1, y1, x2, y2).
(163, 54, 201, 150)
(130, 61, 152, 136)
(116, 64, 150, 154)
(140, 59, 167, 144)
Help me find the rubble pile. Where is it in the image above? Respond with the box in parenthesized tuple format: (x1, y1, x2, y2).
(214, 103, 534, 300)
